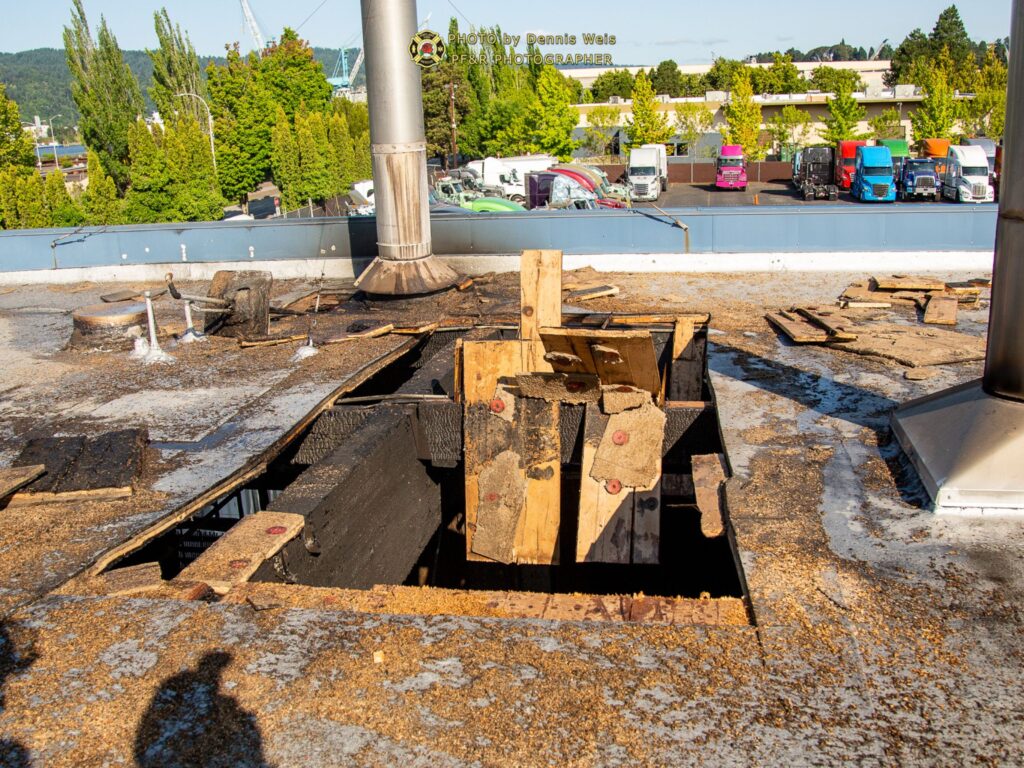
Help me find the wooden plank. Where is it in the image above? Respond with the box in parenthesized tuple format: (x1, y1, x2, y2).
(839, 300, 892, 309)
(794, 307, 857, 341)
(839, 323, 985, 367)
(453, 338, 464, 404)
(520, 249, 562, 371)
(765, 312, 830, 343)
(692, 453, 727, 538)
(393, 322, 439, 335)
(577, 404, 632, 564)
(670, 316, 702, 401)
(175, 511, 304, 594)
(462, 340, 529, 404)
(873, 275, 947, 292)
(572, 313, 710, 327)
(7, 486, 133, 507)
(923, 295, 959, 325)
(238, 334, 307, 348)
(90, 562, 165, 597)
(632, 477, 661, 565)
(591, 402, 665, 490)
(0, 465, 45, 500)
(540, 327, 661, 395)
(321, 322, 394, 345)
(514, 397, 561, 565)
(566, 284, 619, 302)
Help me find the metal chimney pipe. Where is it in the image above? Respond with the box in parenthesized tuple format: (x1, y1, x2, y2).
(983, 0, 1024, 401)
(354, 0, 459, 295)
(890, 0, 1024, 515)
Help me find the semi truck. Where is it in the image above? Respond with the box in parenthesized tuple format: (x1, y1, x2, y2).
(897, 158, 942, 202)
(942, 145, 995, 203)
(715, 144, 748, 190)
(921, 138, 951, 178)
(850, 145, 896, 202)
(964, 137, 997, 177)
(791, 147, 838, 200)
(835, 140, 868, 190)
(627, 144, 667, 202)
(878, 139, 910, 175)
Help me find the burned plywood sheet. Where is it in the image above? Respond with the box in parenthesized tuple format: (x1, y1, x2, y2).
(836, 323, 986, 367)
(10, 429, 147, 504)
(540, 327, 661, 395)
(515, 373, 600, 404)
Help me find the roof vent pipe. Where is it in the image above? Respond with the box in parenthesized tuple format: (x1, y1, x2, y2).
(890, 0, 1024, 516)
(353, 0, 459, 295)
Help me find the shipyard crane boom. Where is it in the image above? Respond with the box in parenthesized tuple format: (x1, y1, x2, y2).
(869, 39, 888, 61)
(239, 0, 266, 54)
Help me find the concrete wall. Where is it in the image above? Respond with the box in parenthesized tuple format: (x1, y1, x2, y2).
(0, 206, 996, 278)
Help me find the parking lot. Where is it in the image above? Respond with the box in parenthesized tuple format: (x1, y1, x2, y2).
(637, 181, 973, 208)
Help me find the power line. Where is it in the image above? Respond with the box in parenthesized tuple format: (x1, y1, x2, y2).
(296, 0, 331, 33)
(446, 0, 474, 28)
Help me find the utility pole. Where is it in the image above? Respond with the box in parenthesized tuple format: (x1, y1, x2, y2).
(448, 79, 458, 171)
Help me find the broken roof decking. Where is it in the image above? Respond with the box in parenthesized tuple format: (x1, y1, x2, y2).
(0, 270, 1022, 764)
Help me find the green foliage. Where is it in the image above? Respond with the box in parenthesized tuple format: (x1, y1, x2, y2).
(470, 92, 540, 157)
(0, 84, 36, 169)
(752, 53, 807, 95)
(123, 120, 174, 223)
(421, 61, 473, 164)
(886, 5, 985, 90)
(298, 111, 334, 202)
(165, 117, 222, 221)
(327, 113, 354, 194)
(64, 0, 145, 192)
(910, 74, 957, 144)
(332, 98, 369, 138)
(44, 168, 84, 226)
(80, 149, 122, 225)
(767, 105, 812, 154)
(582, 105, 621, 157)
(528, 67, 579, 161)
(257, 29, 332, 121)
(589, 69, 634, 102)
(809, 66, 864, 94)
(351, 130, 372, 180)
(721, 70, 765, 159)
(673, 102, 715, 158)
(650, 60, 684, 97)
(704, 59, 747, 92)
(868, 108, 905, 140)
(147, 9, 207, 126)
(206, 47, 275, 203)
(821, 89, 867, 144)
(626, 72, 673, 148)
(962, 48, 1008, 139)
(270, 107, 300, 209)
(0, 169, 47, 229)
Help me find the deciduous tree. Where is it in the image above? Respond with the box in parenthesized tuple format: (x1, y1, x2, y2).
(868, 108, 905, 140)
(270, 106, 300, 209)
(529, 66, 579, 161)
(821, 88, 867, 144)
(809, 66, 864, 94)
(721, 70, 765, 159)
(582, 105, 621, 157)
(0, 85, 36, 169)
(148, 9, 207, 127)
(164, 117, 222, 221)
(626, 71, 673, 147)
(257, 29, 332, 120)
(910, 73, 957, 144)
(767, 105, 812, 155)
(673, 102, 715, 158)
(124, 120, 173, 223)
(80, 149, 122, 224)
(44, 168, 84, 226)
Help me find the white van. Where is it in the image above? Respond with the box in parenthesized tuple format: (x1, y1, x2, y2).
(942, 145, 995, 203)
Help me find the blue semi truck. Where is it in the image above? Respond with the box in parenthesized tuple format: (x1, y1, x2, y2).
(851, 145, 897, 203)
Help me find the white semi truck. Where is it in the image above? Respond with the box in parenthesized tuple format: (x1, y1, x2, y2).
(942, 145, 995, 203)
(627, 144, 668, 202)
(463, 154, 557, 203)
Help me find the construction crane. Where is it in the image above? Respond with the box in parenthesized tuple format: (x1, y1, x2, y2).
(239, 0, 266, 54)
(869, 39, 889, 61)
(328, 48, 364, 90)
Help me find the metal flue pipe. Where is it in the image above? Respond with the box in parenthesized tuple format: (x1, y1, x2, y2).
(890, 0, 1024, 515)
(983, 0, 1024, 401)
(354, 0, 459, 295)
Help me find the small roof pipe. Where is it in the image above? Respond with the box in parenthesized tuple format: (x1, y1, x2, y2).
(354, 0, 459, 295)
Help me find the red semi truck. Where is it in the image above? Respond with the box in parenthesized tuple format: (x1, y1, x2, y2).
(835, 140, 868, 190)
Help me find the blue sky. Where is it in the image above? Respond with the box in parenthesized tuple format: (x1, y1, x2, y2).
(0, 0, 1012, 63)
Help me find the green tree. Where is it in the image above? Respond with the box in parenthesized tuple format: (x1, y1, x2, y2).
(332, 98, 369, 139)
(868, 108, 905, 140)
(270, 106, 300, 208)
(351, 130, 372, 180)
(673, 102, 715, 158)
(257, 29, 332, 121)
(422, 61, 472, 166)
(63, 0, 144, 192)
(704, 58, 747, 92)
(589, 69, 634, 102)
(767, 105, 812, 155)
(528, 66, 579, 160)
(721, 70, 765, 159)
(292, 111, 330, 204)
(962, 47, 1007, 139)
(626, 71, 673, 147)
(327, 113, 354, 195)
(80, 149, 122, 224)
(123, 120, 174, 223)
(910, 74, 957, 144)
(13, 171, 51, 228)
(44, 168, 84, 226)
(756, 53, 807, 95)
(582, 105, 621, 157)
(164, 117, 222, 221)
(650, 60, 683, 97)
(809, 66, 864, 94)
(0, 84, 36, 169)
(147, 9, 207, 127)
(469, 93, 538, 157)
(206, 47, 276, 205)
(930, 5, 975, 71)
(821, 88, 867, 144)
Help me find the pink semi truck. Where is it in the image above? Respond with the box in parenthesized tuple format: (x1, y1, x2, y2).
(716, 144, 747, 190)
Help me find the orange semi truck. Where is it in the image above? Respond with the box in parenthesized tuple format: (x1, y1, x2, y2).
(835, 140, 868, 189)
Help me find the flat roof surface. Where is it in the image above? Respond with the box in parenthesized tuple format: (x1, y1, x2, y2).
(0, 268, 1021, 765)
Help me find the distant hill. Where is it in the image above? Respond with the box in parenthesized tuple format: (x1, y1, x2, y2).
(0, 46, 362, 128)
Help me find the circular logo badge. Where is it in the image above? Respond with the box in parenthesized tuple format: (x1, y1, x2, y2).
(410, 30, 445, 69)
